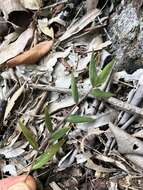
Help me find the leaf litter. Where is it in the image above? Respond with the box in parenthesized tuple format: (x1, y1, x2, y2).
(1, 0, 143, 189)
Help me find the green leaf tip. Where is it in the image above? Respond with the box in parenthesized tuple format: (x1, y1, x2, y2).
(89, 52, 97, 87)
(95, 59, 114, 87)
(67, 115, 95, 123)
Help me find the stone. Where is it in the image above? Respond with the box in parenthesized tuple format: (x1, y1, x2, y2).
(109, 2, 143, 73)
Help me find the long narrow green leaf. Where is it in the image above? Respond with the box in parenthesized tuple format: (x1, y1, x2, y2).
(71, 73, 79, 104)
(32, 140, 64, 170)
(89, 52, 97, 87)
(19, 119, 38, 150)
(51, 127, 70, 142)
(45, 106, 53, 133)
(91, 89, 113, 97)
(95, 60, 114, 86)
(67, 115, 95, 123)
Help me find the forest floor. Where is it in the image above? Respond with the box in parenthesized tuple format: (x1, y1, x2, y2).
(0, 0, 143, 189)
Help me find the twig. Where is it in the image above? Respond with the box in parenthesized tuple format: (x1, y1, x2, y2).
(30, 84, 143, 118)
(68, 3, 83, 28)
(30, 84, 71, 94)
(41, 0, 68, 10)
(97, 16, 112, 41)
(107, 97, 143, 117)
(24, 152, 38, 182)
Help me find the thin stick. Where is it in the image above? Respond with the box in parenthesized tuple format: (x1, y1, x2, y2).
(41, 0, 68, 10)
(24, 152, 38, 182)
(30, 84, 143, 118)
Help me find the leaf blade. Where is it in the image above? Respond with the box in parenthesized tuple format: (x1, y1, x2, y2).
(89, 52, 97, 87)
(51, 127, 70, 142)
(45, 106, 53, 133)
(19, 119, 38, 150)
(91, 89, 113, 97)
(71, 73, 79, 104)
(95, 60, 114, 86)
(67, 115, 95, 123)
(32, 140, 64, 170)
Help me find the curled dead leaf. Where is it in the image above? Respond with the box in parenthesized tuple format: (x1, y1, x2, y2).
(4, 84, 25, 120)
(6, 40, 54, 67)
(0, 0, 32, 27)
(0, 28, 33, 65)
(38, 18, 54, 39)
(109, 122, 143, 155)
(59, 9, 101, 42)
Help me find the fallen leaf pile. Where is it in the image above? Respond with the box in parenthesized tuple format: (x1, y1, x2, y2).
(0, 0, 143, 189)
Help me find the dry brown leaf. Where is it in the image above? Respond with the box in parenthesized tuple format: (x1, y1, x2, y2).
(6, 40, 54, 67)
(4, 84, 25, 120)
(0, 28, 33, 65)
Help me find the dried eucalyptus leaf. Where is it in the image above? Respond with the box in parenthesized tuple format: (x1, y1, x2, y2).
(4, 84, 25, 120)
(0, 0, 26, 19)
(59, 9, 101, 41)
(0, 28, 33, 65)
(38, 18, 54, 39)
(0, 0, 32, 27)
(49, 96, 75, 114)
(58, 149, 78, 171)
(109, 122, 143, 155)
(0, 145, 26, 158)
